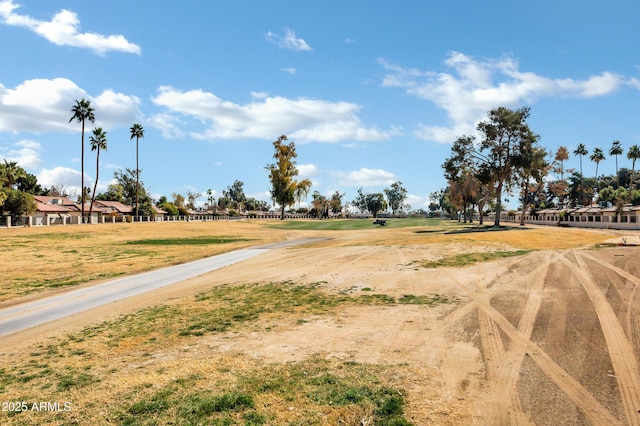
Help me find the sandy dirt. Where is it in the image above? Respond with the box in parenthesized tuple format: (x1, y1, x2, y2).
(2, 227, 640, 425)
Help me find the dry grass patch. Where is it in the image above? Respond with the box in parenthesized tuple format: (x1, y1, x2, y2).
(0, 221, 296, 303)
(0, 280, 460, 425)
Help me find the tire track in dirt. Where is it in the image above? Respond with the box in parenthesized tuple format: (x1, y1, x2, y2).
(563, 253, 640, 426)
(440, 251, 620, 425)
(478, 299, 622, 426)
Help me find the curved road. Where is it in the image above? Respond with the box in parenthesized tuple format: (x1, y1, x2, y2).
(0, 238, 323, 337)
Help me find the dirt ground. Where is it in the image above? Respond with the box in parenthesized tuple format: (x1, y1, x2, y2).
(2, 225, 640, 425)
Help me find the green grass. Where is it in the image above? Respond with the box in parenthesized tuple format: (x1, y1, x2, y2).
(111, 358, 412, 425)
(267, 217, 449, 231)
(124, 236, 249, 246)
(422, 250, 531, 268)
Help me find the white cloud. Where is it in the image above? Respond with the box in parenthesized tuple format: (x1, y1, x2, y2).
(297, 163, 318, 179)
(37, 166, 82, 192)
(150, 86, 393, 143)
(0, 0, 141, 55)
(0, 139, 42, 169)
(331, 167, 398, 187)
(265, 28, 311, 51)
(380, 52, 636, 143)
(0, 78, 141, 133)
(281, 67, 297, 75)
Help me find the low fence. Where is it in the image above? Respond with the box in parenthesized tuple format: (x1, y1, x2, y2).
(0, 213, 319, 228)
(502, 214, 640, 230)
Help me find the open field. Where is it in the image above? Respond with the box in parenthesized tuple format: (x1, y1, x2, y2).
(1, 219, 639, 425)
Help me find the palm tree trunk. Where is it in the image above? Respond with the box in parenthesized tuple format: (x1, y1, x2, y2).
(89, 149, 100, 221)
(81, 119, 85, 223)
(494, 182, 503, 227)
(135, 137, 139, 218)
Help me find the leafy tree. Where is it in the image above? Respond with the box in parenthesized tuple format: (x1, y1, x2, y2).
(627, 144, 640, 193)
(157, 200, 179, 215)
(0, 188, 36, 219)
(310, 191, 330, 218)
(329, 191, 344, 214)
(88, 127, 108, 218)
(352, 188, 387, 218)
(609, 140, 623, 189)
(130, 123, 145, 216)
(106, 168, 154, 216)
(384, 181, 408, 217)
(553, 146, 570, 207)
(223, 180, 247, 211)
(69, 98, 95, 221)
(265, 135, 312, 219)
(244, 197, 270, 211)
(573, 143, 589, 206)
(443, 136, 479, 223)
(515, 140, 548, 225)
(16, 172, 45, 195)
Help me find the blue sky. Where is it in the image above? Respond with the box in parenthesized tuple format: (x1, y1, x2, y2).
(1, 0, 639, 210)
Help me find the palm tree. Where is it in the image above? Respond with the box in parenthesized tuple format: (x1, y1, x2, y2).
(609, 140, 623, 188)
(590, 147, 606, 203)
(88, 128, 108, 219)
(69, 99, 95, 222)
(130, 123, 145, 218)
(628, 144, 640, 193)
(0, 159, 26, 189)
(554, 146, 569, 207)
(573, 143, 588, 206)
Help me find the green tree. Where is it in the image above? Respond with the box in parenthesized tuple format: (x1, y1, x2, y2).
(553, 146, 570, 207)
(109, 168, 154, 216)
(130, 123, 145, 217)
(88, 128, 108, 218)
(223, 180, 247, 211)
(477, 107, 537, 226)
(0, 189, 36, 219)
(609, 140, 623, 189)
(69, 98, 95, 222)
(265, 135, 312, 219)
(384, 181, 408, 217)
(573, 143, 588, 206)
(0, 160, 27, 189)
(515, 143, 548, 225)
(627, 144, 640, 193)
(310, 191, 330, 218)
(329, 191, 344, 214)
(352, 188, 387, 218)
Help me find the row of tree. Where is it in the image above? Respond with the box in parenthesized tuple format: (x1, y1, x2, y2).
(439, 106, 640, 226)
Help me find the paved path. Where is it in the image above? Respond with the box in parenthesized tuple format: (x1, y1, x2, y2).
(0, 239, 324, 337)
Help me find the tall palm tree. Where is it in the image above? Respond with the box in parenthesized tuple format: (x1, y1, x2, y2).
(69, 99, 95, 222)
(554, 146, 569, 207)
(88, 128, 108, 219)
(609, 140, 623, 189)
(130, 123, 145, 217)
(573, 143, 588, 206)
(590, 147, 606, 203)
(628, 144, 640, 193)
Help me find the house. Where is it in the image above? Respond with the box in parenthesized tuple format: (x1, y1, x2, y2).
(92, 200, 133, 222)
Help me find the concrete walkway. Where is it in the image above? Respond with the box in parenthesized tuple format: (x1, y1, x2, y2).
(0, 238, 324, 337)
